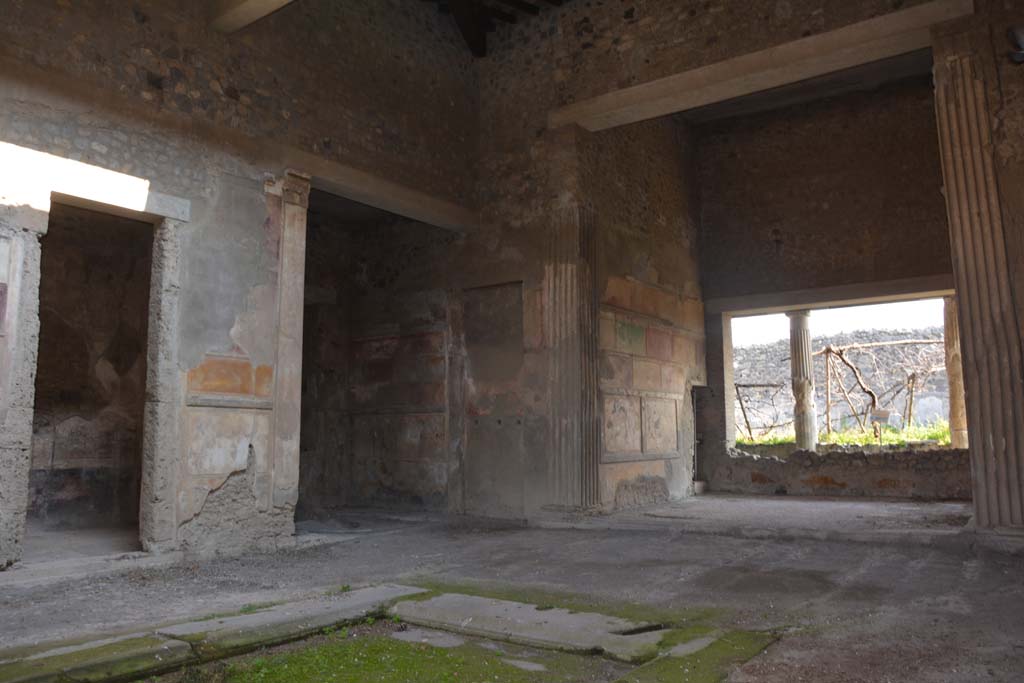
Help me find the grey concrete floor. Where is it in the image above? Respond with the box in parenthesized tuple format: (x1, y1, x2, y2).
(20, 520, 142, 563)
(1, 498, 1022, 681)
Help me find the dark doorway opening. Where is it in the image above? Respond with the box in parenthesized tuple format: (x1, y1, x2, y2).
(26, 202, 152, 560)
(297, 190, 456, 523)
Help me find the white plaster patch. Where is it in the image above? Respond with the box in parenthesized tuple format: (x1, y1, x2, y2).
(186, 408, 271, 476)
(0, 238, 9, 281)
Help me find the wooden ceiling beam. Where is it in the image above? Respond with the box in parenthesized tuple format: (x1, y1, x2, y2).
(549, 0, 974, 131)
(210, 0, 294, 33)
(492, 0, 541, 14)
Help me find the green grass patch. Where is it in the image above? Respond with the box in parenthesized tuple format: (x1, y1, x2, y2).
(615, 630, 776, 683)
(735, 432, 796, 446)
(201, 634, 607, 682)
(655, 624, 719, 650)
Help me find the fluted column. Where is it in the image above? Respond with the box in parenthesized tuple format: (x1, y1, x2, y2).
(933, 44, 1024, 528)
(943, 296, 969, 450)
(544, 205, 600, 509)
(788, 310, 817, 451)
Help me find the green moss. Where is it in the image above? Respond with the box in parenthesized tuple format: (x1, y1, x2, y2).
(238, 602, 281, 615)
(403, 578, 722, 628)
(655, 625, 719, 651)
(216, 635, 601, 682)
(0, 635, 190, 683)
(615, 630, 776, 683)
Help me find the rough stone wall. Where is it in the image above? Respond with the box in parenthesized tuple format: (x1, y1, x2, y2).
(0, 0, 478, 564)
(697, 77, 951, 300)
(29, 203, 152, 528)
(472, 0, 939, 513)
(711, 445, 971, 501)
(0, 70, 294, 562)
(300, 211, 457, 515)
(0, 0, 477, 206)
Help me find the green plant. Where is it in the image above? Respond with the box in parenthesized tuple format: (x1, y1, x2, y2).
(737, 419, 952, 448)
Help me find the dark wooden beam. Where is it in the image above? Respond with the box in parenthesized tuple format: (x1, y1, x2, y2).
(425, 0, 564, 57)
(448, 0, 487, 57)
(480, 3, 517, 23)
(491, 0, 541, 14)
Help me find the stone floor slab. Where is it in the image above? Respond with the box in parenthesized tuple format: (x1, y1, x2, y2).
(392, 593, 663, 662)
(668, 633, 720, 657)
(158, 584, 425, 659)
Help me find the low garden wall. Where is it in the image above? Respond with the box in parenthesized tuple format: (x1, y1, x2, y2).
(708, 443, 971, 500)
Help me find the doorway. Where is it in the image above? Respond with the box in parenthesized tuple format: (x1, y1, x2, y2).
(25, 202, 153, 561)
(296, 189, 456, 524)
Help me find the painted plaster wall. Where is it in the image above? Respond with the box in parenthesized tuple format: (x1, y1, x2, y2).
(697, 77, 951, 300)
(577, 119, 706, 508)
(299, 214, 456, 514)
(29, 203, 152, 528)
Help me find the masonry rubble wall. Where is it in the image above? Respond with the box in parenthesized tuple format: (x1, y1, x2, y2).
(0, 0, 477, 566)
(697, 76, 951, 301)
(711, 444, 971, 501)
